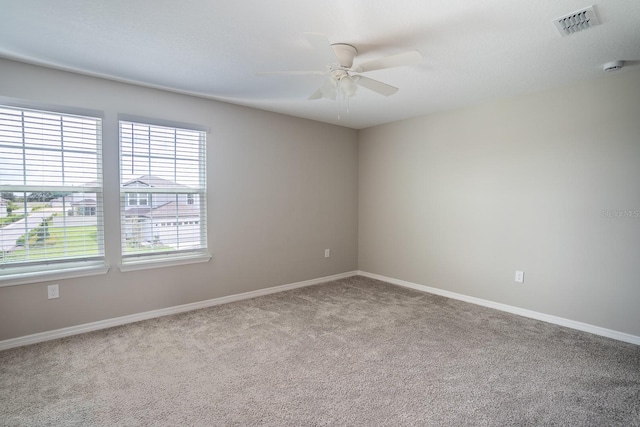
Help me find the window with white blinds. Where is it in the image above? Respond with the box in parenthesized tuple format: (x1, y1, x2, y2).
(0, 105, 104, 277)
(119, 119, 207, 265)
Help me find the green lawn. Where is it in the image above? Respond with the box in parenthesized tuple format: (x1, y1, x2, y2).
(0, 214, 25, 227)
(3, 224, 176, 263)
(5, 226, 99, 261)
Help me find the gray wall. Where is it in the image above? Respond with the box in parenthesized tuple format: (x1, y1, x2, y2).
(359, 69, 640, 337)
(0, 59, 359, 341)
(2, 57, 639, 342)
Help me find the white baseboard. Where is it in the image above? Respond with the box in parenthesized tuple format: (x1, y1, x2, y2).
(4, 270, 637, 351)
(0, 270, 358, 351)
(357, 271, 640, 346)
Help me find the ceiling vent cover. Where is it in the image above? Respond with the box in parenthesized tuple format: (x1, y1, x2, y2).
(554, 6, 600, 37)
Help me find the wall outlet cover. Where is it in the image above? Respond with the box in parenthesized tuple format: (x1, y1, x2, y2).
(48, 284, 60, 299)
(515, 271, 524, 283)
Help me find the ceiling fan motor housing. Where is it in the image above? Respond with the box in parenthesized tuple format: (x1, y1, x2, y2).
(331, 43, 358, 68)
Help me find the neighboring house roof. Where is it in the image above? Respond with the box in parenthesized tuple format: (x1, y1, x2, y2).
(124, 201, 199, 218)
(123, 207, 152, 217)
(150, 201, 200, 218)
(122, 175, 190, 189)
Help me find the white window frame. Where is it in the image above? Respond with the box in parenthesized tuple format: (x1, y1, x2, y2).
(118, 115, 210, 271)
(0, 98, 108, 287)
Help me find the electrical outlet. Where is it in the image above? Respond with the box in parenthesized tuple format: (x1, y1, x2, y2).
(324, 249, 330, 258)
(515, 271, 524, 283)
(48, 284, 59, 299)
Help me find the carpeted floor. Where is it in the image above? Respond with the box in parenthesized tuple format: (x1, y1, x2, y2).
(1, 276, 639, 426)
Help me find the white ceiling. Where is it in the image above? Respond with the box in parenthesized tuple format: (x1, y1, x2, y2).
(1, 1, 639, 129)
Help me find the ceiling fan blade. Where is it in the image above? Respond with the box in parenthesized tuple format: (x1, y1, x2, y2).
(304, 32, 339, 63)
(308, 87, 323, 100)
(256, 70, 325, 76)
(353, 50, 423, 73)
(353, 75, 399, 97)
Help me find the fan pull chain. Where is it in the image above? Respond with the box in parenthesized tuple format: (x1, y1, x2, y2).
(335, 78, 351, 120)
(337, 79, 342, 120)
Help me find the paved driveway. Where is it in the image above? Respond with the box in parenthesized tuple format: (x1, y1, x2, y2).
(0, 211, 51, 252)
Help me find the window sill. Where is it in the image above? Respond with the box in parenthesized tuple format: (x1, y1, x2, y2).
(0, 262, 110, 287)
(119, 252, 212, 272)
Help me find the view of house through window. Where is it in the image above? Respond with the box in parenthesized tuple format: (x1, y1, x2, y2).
(0, 105, 104, 273)
(119, 119, 207, 261)
(0, 105, 208, 279)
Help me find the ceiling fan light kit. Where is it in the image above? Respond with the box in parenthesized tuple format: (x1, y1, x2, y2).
(319, 74, 358, 100)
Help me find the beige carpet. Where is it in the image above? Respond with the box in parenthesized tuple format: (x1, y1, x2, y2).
(1, 276, 639, 426)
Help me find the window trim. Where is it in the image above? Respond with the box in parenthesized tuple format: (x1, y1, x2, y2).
(0, 259, 109, 288)
(117, 114, 209, 134)
(0, 96, 104, 121)
(0, 99, 107, 284)
(118, 115, 209, 270)
(118, 251, 211, 272)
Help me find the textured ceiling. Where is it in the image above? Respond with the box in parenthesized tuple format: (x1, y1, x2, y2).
(1, 0, 639, 129)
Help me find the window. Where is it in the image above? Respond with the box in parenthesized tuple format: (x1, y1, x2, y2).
(127, 193, 149, 207)
(0, 104, 105, 283)
(119, 118, 208, 268)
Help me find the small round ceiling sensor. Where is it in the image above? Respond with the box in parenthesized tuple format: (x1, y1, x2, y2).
(602, 60, 624, 72)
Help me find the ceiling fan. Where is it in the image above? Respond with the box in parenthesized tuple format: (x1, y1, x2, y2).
(257, 33, 423, 101)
